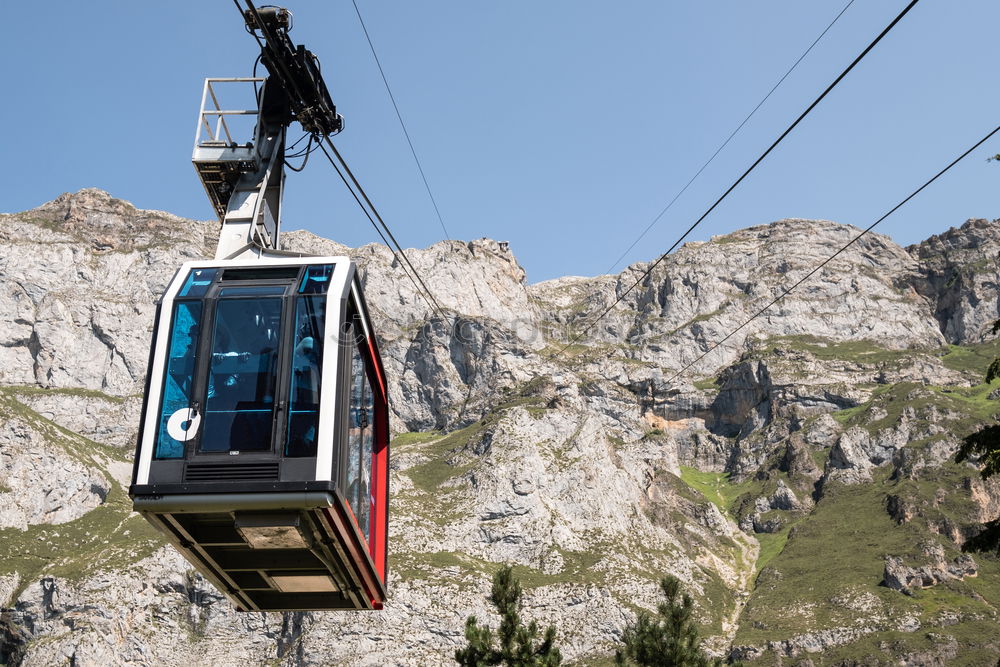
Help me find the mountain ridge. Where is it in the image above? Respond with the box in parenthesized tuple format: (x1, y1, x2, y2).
(1, 189, 999, 665)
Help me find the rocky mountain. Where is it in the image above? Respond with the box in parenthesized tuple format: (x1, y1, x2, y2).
(2, 189, 1000, 665)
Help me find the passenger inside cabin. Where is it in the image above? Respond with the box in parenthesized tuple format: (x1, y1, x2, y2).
(286, 332, 321, 456)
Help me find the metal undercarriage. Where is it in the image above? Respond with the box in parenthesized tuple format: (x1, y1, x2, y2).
(134, 491, 385, 611)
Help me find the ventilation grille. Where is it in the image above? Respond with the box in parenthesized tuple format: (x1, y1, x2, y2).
(184, 462, 279, 482)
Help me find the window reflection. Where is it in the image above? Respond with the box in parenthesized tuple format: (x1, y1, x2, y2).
(155, 301, 202, 459)
(286, 296, 325, 457)
(346, 333, 373, 541)
(359, 372, 373, 538)
(200, 293, 282, 452)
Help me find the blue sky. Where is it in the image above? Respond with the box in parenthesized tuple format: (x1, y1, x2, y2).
(2, 1, 998, 283)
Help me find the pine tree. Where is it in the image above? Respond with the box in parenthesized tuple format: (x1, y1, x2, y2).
(955, 319, 1000, 554)
(614, 576, 728, 667)
(455, 565, 562, 667)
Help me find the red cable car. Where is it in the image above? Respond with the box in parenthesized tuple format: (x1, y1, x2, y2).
(130, 3, 393, 610)
(130, 258, 389, 610)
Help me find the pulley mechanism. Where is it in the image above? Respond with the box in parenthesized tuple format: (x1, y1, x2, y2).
(131, 2, 391, 612)
(242, 2, 344, 136)
(192, 1, 343, 260)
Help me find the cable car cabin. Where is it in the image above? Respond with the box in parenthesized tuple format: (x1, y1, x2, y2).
(129, 258, 388, 611)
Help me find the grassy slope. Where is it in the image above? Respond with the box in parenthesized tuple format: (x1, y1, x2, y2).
(0, 389, 164, 600)
(7, 332, 1000, 663)
(704, 335, 1000, 664)
(734, 468, 1000, 664)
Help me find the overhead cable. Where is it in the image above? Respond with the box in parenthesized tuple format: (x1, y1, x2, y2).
(604, 0, 856, 275)
(350, 0, 452, 240)
(233, 0, 450, 324)
(316, 138, 451, 323)
(553, 0, 921, 358)
(666, 124, 1000, 385)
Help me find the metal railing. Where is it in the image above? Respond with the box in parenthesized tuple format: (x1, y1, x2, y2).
(193, 78, 265, 149)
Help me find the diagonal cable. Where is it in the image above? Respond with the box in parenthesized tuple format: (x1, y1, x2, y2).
(350, 0, 452, 240)
(317, 138, 451, 323)
(666, 124, 1000, 384)
(605, 0, 856, 275)
(552, 0, 921, 358)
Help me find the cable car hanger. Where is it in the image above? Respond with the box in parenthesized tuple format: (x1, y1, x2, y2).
(129, 2, 390, 612)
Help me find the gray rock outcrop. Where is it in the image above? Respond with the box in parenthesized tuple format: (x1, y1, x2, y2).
(2, 191, 1000, 664)
(882, 542, 978, 595)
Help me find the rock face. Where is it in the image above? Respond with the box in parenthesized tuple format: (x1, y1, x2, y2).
(882, 545, 978, 596)
(909, 218, 1000, 344)
(2, 192, 1000, 665)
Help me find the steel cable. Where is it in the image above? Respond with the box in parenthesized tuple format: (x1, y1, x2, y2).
(350, 0, 452, 241)
(666, 124, 1000, 385)
(553, 0, 921, 358)
(316, 139, 451, 324)
(604, 0, 856, 275)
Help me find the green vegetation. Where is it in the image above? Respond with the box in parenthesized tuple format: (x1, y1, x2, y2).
(677, 467, 760, 515)
(733, 465, 1000, 648)
(762, 334, 914, 365)
(0, 390, 166, 600)
(0, 484, 164, 596)
(455, 565, 562, 666)
(939, 337, 1000, 375)
(832, 381, 998, 434)
(676, 467, 797, 574)
(808, 445, 832, 470)
(539, 339, 649, 370)
(710, 234, 746, 245)
(954, 319, 1000, 555)
(401, 379, 556, 495)
(7, 385, 130, 404)
(799, 621, 1000, 666)
(615, 575, 728, 666)
(404, 421, 487, 494)
(0, 390, 129, 472)
(665, 308, 727, 338)
(391, 430, 443, 448)
(511, 548, 604, 590)
(753, 527, 791, 575)
(691, 376, 718, 392)
(540, 342, 591, 360)
(391, 551, 496, 586)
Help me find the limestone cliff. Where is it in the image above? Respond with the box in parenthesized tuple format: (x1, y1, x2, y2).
(1, 190, 999, 665)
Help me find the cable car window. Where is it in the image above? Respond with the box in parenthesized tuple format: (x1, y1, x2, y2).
(222, 266, 300, 281)
(347, 342, 363, 515)
(346, 329, 374, 541)
(200, 291, 282, 452)
(299, 264, 334, 294)
(286, 295, 326, 457)
(178, 268, 218, 298)
(359, 369, 374, 539)
(218, 286, 287, 298)
(154, 301, 203, 459)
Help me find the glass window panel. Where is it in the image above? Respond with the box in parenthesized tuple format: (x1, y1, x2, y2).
(200, 293, 282, 452)
(218, 286, 287, 298)
(223, 266, 299, 281)
(299, 264, 334, 294)
(345, 332, 374, 543)
(178, 268, 217, 298)
(347, 341, 364, 519)
(286, 296, 326, 457)
(358, 368, 374, 541)
(154, 301, 202, 459)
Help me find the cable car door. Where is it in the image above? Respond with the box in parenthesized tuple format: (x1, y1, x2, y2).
(195, 284, 287, 456)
